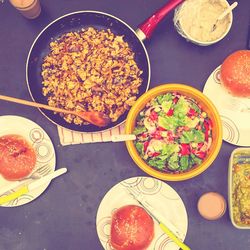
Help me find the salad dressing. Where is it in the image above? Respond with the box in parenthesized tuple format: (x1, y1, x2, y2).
(198, 192, 226, 220)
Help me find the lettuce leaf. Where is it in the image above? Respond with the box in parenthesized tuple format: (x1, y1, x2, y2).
(186, 117, 199, 128)
(190, 154, 203, 165)
(150, 98, 159, 107)
(158, 116, 178, 130)
(158, 115, 190, 130)
(180, 156, 189, 170)
(157, 93, 173, 104)
(162, 100, 172, 113)
(161, 144, 180, 157)
(189, 101, 201, 114)
(135, 142, 144, 154)
(180, 130, 205, 143)
(148, 158, 165, 170)
(133, 126, 147, 135)
(150, 140, 164, 151)
(167, 153, 179, 170)
(174, 96, 189, 117)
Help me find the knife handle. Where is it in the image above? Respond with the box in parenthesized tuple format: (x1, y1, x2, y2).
(0, 186, 28, 205)
(111, 134, 136, 142)
(159, 222, 191, 250)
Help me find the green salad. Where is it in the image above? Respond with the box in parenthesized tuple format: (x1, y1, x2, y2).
(133, 92, 213, 173)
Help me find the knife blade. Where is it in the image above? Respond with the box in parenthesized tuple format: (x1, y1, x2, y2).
(0, 168, 67, 205)
(126, 186, 191, 250)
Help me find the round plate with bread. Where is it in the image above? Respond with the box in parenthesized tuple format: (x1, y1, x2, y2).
(203, 65, 250, 146)
(0, 116, 56, 207)
(96, 176, 188, 250)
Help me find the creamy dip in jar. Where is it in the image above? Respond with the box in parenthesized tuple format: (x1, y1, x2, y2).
(174, 0, 232, 45)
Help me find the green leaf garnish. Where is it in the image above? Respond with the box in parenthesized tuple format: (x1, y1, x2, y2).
(135, 142, 144, 154)
(156, 93, 173, 104)
(133, 126, 147, 135)
(180, 130, 205, 143)
(180, 156, 189, 170)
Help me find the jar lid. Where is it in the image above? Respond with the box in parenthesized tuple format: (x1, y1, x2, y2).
(197, 192, 226, 220)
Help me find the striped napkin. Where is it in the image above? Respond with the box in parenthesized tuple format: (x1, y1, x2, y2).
(57, 123, 125, 146)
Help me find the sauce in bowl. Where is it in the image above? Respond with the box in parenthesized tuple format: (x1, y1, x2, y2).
(198, 192, 226, 220)
(174, 0, 232, 45)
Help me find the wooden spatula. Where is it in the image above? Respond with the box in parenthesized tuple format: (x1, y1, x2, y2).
(0, 94, 111, 127)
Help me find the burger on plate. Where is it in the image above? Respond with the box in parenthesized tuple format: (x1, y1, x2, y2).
(110, 205, 154, 250)
(220, 50, 250, 98)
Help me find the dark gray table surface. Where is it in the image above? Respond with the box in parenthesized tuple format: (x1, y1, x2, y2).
(0, 0, 249, 249)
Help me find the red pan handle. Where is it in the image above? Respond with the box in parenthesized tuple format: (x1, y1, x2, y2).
(137, 0, 184, 40)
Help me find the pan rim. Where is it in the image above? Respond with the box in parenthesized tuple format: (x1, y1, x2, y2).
(25, 10, 151, 133)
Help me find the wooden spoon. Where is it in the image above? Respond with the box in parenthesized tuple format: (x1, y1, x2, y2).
(0, 94, 111, 127)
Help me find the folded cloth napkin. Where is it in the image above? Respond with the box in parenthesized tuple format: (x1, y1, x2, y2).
(57, 123, 125, 146)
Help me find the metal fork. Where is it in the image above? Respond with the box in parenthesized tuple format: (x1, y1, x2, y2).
(22, 164, 52, 180)
(0, 164, 53, 196)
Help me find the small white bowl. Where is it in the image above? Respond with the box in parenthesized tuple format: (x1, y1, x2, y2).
(173, 0, 233, 46)
(228, 148, 250, 229)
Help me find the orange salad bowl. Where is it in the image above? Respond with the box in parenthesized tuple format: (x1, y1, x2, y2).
(125, 84, 222, 181)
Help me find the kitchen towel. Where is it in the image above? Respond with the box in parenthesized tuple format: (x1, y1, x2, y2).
(57, 123, 125, 146)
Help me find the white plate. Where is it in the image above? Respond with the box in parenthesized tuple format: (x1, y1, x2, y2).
(203, 66, 250, 146)
(96, 176, 188, 250)
(0, 115, 56, 207)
